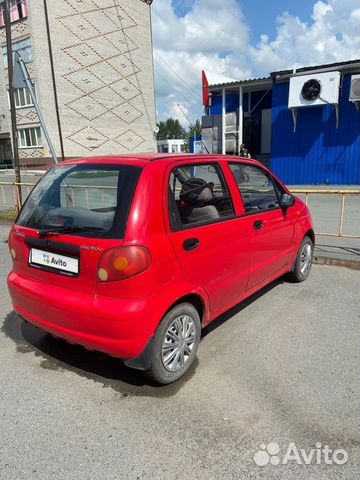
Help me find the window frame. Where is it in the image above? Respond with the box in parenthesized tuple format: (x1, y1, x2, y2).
(167, 161, 236, 232)
(18, 126, 43, 148)
(16, 164, 142, 239)
(2, 37, 32, 68)
(8, 86, 35, 109)
(0, 0, 27, 27)
(229, 161, 284, 216)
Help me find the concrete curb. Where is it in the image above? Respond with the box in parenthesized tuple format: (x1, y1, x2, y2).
(314, 256, 360, 270)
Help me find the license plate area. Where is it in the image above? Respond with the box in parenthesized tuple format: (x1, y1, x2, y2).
(29, 248, 79, 277)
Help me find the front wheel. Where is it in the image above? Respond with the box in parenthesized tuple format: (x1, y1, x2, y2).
(147, 303, 201, 384)
(289, 236, 314, 282)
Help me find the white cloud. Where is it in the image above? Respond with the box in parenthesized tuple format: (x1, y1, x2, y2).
(312, 1, 333, 21)
(152, 0, 360, 124)
(153, 0, 249, 54)
(251, 0, 360, 72)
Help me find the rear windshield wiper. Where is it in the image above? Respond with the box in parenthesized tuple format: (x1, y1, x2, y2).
(38, 225, 107, 236)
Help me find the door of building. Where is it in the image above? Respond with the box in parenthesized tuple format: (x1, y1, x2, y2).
(261, 108, 272, 154)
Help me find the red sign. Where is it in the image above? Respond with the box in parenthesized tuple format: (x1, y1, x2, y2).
(202, 70, 209, 107)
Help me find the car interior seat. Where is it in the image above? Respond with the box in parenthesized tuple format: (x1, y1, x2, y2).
(179, 178, 220, 224)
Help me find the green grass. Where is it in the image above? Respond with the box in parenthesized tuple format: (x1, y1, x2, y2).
(0, 209, 17, 223)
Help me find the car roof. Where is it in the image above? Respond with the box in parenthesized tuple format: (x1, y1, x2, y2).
(61, 154, 262, 168)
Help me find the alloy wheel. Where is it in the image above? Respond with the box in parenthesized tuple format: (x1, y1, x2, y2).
(161, 315, 197, 372)
(300, 243, 312, 275)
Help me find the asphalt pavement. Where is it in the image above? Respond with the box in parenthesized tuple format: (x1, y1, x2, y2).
(0, 224, 359, 480)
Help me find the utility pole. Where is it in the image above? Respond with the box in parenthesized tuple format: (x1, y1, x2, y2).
(4, 0, 22, 208)
(43, 0, 64, 161)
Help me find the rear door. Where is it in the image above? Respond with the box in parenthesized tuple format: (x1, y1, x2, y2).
(12, 164, 141, 294)
(166, 160, 250, 312)
(229, 162, 296, 289)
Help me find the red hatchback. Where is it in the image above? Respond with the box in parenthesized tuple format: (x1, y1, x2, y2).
(7, 154, 314, 384)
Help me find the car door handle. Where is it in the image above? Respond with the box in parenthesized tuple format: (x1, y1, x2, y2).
(183, 238, 200, 251)
(253, 220, 264, 230)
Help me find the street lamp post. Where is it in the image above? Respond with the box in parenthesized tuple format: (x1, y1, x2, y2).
(3, 0, 22, 209)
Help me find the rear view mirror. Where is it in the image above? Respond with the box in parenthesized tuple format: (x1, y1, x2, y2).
(208, 165, 216, 174)
(281, 193, 295, 208)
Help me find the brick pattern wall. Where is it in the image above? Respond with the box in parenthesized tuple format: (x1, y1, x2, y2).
(29, 0, 157, 158)
(0, 1, 156, 166)
(0, 16, 44, 162)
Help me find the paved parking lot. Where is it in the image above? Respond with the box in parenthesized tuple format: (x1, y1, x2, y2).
(0, 224, 359, 480)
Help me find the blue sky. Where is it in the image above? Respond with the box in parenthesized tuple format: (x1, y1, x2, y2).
(172, 0, 316, 42)
(239, 0, 316, 41)
(152, 0, 360, 124)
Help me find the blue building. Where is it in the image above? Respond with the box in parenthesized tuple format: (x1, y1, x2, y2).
(202, 60, 360, 185)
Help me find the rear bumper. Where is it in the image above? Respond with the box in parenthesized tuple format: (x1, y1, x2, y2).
(7, 271, 158, 363)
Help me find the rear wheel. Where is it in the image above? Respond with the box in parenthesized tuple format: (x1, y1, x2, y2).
(147, 303, 201, 385)
(289, 236, 313, 282)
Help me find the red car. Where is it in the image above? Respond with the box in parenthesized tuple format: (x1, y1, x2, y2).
(7, 154, 314, 384)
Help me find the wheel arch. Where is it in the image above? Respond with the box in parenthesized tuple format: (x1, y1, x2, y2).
(164, 293, 207, 326)
(304, 228, 315, 245)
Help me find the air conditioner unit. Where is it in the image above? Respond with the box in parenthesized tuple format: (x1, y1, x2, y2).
(288, 71, 341, 108)
(349, 74, 360, 102)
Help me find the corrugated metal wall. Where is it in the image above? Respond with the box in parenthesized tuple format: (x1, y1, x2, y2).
(270, 74, 360, 185)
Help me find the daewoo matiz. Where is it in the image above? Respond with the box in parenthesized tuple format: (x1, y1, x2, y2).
(8, 155, 314, 384)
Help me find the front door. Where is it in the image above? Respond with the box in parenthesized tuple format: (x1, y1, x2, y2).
(167, 161, 250, 312)
(229, 162, 296, 289)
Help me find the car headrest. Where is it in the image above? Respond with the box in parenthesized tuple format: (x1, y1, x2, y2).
(180, 177, 214, 205)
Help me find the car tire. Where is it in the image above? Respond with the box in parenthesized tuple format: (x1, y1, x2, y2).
(147, 303, 201, 385)
(289, 236, 314, 282)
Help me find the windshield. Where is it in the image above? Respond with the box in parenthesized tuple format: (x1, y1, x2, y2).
(16, 164, 142, 239)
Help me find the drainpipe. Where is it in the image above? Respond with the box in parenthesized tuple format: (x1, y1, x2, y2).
(238, 86, 243, 154)
(222, 88, 226, 155)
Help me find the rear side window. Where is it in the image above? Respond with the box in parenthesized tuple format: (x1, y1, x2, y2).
(16, 164, 141, 238)
(168, 163, 234, 229)
(229, 163, 280, 213)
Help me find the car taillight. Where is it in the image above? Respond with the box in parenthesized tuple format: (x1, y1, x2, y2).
(8, 229, 17, 260)
(97, 246, 151, 282)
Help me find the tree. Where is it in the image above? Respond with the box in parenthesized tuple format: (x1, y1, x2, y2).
(156, 118, 186, 140)
(184, 119, 202, 152)
(187, 119, 202, 139)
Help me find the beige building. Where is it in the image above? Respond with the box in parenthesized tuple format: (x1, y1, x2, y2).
(0, 0, 157, 167)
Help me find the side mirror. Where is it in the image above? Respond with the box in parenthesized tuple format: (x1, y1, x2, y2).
(281, 193, 295, 209)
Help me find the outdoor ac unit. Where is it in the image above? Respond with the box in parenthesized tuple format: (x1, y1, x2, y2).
(288, 71, 341, 108)
(349, 74, 360, 101)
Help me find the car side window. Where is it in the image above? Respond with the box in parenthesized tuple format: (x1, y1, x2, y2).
(169, 163, 234, 229)
(229, 163, 280, 213)
(272, 177, 286, 199)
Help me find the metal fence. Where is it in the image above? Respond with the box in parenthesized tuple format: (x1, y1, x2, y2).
(1, 181, 359, 239)
(291, 189, 360, 239)
(0, 182, 35, 210)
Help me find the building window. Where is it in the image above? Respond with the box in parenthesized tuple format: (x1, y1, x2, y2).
(0, 0, 28, 27)
(2, 38, 32, 68)
(180, 144, 186, 152)
(8, 86, 34, 108)
(171, 144, 178, 153)
(18, 127, 42, 148)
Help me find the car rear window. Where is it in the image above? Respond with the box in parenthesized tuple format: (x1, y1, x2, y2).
(16, 164, 141, 238)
